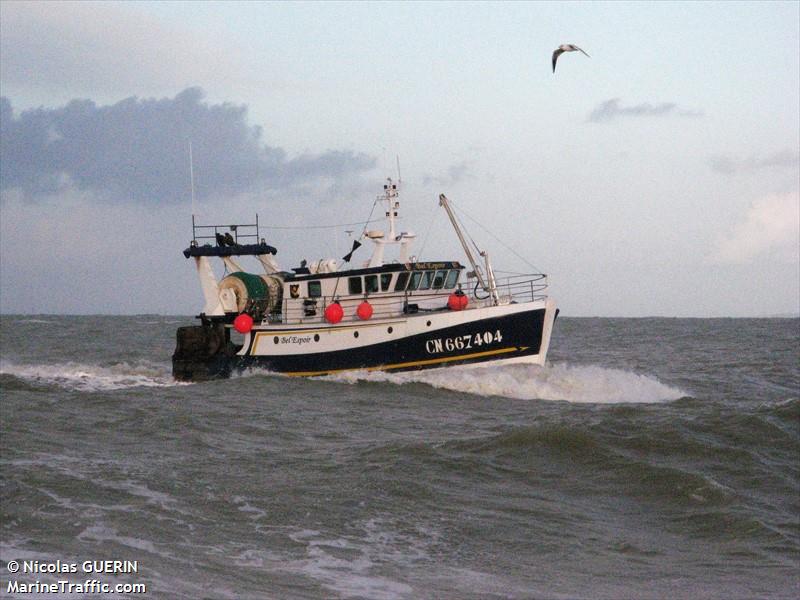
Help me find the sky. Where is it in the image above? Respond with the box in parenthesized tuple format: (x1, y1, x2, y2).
(1, 0, 798, 317)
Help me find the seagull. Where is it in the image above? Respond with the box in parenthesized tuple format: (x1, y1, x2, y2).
(552, 44, 590, 72)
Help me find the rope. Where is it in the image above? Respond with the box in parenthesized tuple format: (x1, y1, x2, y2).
(449, 199, 544, 274)
(260, 218, 382, 231)
(331, 196, 381, 298)
(454, 207, 484, 257)
(358, 197, 380, 238)
(415, 203, 440, 261)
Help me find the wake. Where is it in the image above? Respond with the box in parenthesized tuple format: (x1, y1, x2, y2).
(328, 362, 687, 404)
(0, 360, 186, 392)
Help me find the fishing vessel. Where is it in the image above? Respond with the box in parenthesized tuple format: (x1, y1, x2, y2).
(172, 179, 558, 380)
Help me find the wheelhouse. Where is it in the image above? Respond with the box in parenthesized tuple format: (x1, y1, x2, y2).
(277, 261, 466, 324)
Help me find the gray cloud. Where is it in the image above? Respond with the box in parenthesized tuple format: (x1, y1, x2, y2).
(709, 150, 800, 175)
(421, 160, 476, 187)
(0, 89, 375, 203)
(588, 98, 703, 123)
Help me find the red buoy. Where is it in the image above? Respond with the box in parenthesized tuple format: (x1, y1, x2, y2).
(447, 292, 468, 311)
(324, 302, 344, 324)
(233, 313, 254, 333)
(357, 300, 373, 320)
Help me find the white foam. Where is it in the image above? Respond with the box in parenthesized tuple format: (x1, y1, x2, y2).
(78, 524, 159, 554)
(0, 360, 188, 391)
(327, 362, 686, 404)
(35, 486, 134, 515)
(276, 519, 439, 599)
(112, 480, 192, 515)
(231, 495, 268, 520)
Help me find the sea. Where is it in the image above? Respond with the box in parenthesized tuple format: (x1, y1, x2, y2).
(0, 316, 798, 600)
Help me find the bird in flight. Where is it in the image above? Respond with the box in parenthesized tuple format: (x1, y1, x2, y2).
(552, 44, 590, 72)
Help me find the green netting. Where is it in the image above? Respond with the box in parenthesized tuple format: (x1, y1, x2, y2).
(227, 272, 269, 299)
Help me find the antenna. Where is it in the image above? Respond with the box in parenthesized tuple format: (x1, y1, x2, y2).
(188, 140, 196, 217)
(396, 155, 402, 186)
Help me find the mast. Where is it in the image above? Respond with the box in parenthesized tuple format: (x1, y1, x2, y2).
(188, 140, 196, 217)
(366, 178, 415, 267)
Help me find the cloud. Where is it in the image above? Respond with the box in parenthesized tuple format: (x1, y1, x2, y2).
(588, 98, 703, 123)
(709, 150, 800, 175)
(421, 160, 476, 187)
(709, 192, 800, 264)
(0, 89, 375, 203)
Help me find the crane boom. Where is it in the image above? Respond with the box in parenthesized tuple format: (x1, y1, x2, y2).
(438, 194, 489, 292)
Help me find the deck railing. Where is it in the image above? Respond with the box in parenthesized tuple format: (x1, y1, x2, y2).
(191, 215, 261, 246)
(493, 273, 549, 304)
(264, 273, 548, 325)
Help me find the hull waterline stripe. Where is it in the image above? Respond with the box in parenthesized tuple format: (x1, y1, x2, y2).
(281, 346, 528, 377)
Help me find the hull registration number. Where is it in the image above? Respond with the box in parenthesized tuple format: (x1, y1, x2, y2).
(425, 330, 503, 354)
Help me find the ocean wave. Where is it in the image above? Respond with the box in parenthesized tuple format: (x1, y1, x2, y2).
(0, 360, 187, 392)
(759, 397, 800, 421)
(474, 424, 603, 455)
(446, 424, 738, 508)
(327, 363, 686, 404)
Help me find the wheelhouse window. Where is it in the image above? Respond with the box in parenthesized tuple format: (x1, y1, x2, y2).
(380, 273, 393, 291)
(408, 271, 423, 291)
(418, 271, 434, 290)
(394, 272, 410, 291)
(444, 269, 459, 289)
(308, 281, 322, 297)
(365, 275, 379, 294)
(348, 277, 362, 295)
(432, 270, 447, 289)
